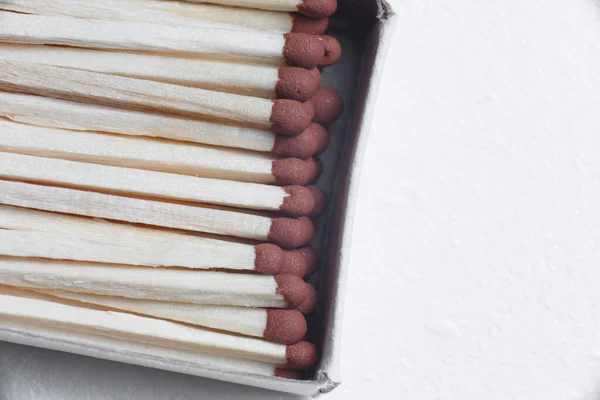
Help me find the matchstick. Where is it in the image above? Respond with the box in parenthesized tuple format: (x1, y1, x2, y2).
(0, 13, 342, 69)
(0, 152, 328, 217)
(174, 0, 338, 18)
(0, 93, 328, 158)
(0, 180, 315, 249)
(0, 0, 329, 34)
(0, 45, 322, 101)
(39, 290, 307, 344)
(0, 120, 321, 186)
(0, 61, 315, 136)
(0, 205, 318, 276)
(0, 291, 318, 368)
(0, 257, 312, 309)
(310, 87, 344, 124)
(0, 315, 301, 379)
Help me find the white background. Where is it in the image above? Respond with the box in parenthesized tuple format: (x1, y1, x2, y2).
(3, 0, 600, 398)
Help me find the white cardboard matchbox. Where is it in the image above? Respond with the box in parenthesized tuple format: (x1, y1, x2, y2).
(0, 1, 397, 396)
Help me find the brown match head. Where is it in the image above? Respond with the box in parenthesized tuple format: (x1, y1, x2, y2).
(296, 283, 318, 315)
(254, 243, 285, 275)
(272, 157, 321, 186)
(297, 0, 338, 18)
(291, 14, 329, 35)
(275, 274, 309, 307)
(282, 246, 318, 277)
(274, 368, 303, 379)
(306, 186, 328, 217)
(268, 216, 314, 249)
(270, 99, 315, 136)
(281, 186, 315, 217)
(285, 341, 318, 369)
(283, 33, 342, 69)
(264, 309, 307, 344)
(272, 123, 329, 158)
(311, 157, 324, 180)
(276, 67, 321, 102)
(310, 87, 344, 124)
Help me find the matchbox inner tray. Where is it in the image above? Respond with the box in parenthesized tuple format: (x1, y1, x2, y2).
(0, 0, 396, 396)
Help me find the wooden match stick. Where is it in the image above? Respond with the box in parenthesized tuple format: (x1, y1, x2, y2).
(0, 315, 301, 379)
(0, 61, 315, 136)
(0, 45, 322, 101)
(0, 291, 318, 368)
(0, 257, 312, 309)
(0, 13, 342, 68)
(0, 205, 318, 276)
(0, 152, 327, 217)
(39, 290, 307, 344)
(174, 0, 338, 18)
(0, 230, 314, 276)
(0, 120, 321, 186)
(0, 93, 328, 159)
(0, 180, 315, 249)
(0, 0, 329, 34)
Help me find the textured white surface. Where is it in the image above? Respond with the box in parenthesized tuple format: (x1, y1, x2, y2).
(3, 0, 600, 398)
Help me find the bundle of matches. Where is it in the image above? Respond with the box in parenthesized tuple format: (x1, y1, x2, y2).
(0, 0, 344, 380)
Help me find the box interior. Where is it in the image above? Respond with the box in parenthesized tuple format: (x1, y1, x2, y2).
(0, 1, 397, 396)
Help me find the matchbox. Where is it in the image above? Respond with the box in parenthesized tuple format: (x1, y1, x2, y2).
(0, 0, 397, 396)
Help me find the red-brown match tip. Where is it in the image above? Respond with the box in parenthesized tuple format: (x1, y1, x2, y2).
(312, 157, 324, 180)
(310, 87, 344, 124)
(283, 33, 342, 69)
(296, 283, 318, 315)
(275, 274, 309, 307)
(272, 157, 321, 186)
(272, 123, 329, 158)
(274, 368, 303, 379)
(281, 186, 315, 217)
(306, 186, 328, 217)
(276, 67, 321, 102)
(297, 0, 338, 18)
(282, 246, 318, 277)
(297, 246, 319, 276)
(270, 99, 315, 136)
(254, 243, 285, 275)
(291, 14, 329, 35)
(285, 341, 318, 369)
(264, 309, 307, 344)
(268, 217, 314, 249)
